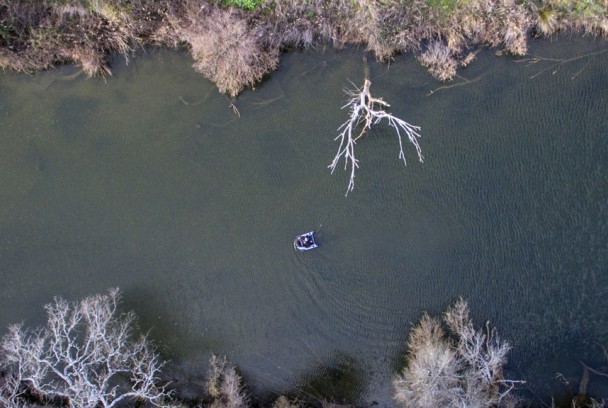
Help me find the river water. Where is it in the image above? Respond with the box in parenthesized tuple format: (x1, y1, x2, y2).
(1, 37, 607, 405)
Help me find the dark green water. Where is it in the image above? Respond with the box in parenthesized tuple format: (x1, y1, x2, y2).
(1, 37, 607, 405)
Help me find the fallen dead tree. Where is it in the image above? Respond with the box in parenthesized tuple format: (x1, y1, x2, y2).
(329, 79, 423, 195)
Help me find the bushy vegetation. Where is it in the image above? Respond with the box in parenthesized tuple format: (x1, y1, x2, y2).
(164, 2, 279, 96)
(393, 299, 521, 408)
(0, 0, 606, 94)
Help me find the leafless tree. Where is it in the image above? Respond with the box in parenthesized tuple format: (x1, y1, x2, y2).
(0, 288, 172, 408)
(272, 395, 301, 408)
(393, 299, 523, 408)
(329, 79, 423, 195)
(207, 355, 249, 408)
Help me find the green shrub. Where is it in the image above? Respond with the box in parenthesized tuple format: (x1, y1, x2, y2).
(222, 0, 264, 10)
(425, 0, 459, 15)
(572, 0, 606, 18)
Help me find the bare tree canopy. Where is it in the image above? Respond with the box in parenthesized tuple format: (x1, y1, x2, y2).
(329, 79, 423, 195)
(0, 288, 171, 408)
(207, 355, 249, 408)
(393, 299, 523, 408)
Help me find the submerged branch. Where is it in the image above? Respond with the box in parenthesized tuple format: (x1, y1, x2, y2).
(516, 48, 608, 79)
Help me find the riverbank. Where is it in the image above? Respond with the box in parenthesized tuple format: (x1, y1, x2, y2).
(1, 0, 606, 95)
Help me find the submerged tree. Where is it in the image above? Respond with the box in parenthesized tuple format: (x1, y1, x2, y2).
(393, 299, 523, 408)
(0, 288, 171, 408)
(329, 79, 424, 195)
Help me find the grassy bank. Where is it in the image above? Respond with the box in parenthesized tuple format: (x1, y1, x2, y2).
(1, 0, 607, 94)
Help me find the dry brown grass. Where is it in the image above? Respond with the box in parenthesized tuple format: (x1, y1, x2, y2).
(253, 0, 532, 81)
(252, 0, 425, 59)
(0, 0, 606, 92)
(0, 0, 166, 77)
(0, 0, 129, 76)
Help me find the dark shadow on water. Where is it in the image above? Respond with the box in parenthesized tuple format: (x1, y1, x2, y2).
(294, 354, 365, 406)
(121, 286, 226, 359)
(121, 287, 229, 403)
(251, 353, 365, 407)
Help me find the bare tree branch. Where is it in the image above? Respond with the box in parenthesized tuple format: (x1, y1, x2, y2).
(329, 79, 423, 195)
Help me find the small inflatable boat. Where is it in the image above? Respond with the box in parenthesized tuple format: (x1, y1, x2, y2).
(294, 231, 318, 251)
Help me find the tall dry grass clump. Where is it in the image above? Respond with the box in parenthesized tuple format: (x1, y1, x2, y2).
(166, 1, 279, 96)
(394, 299, 521, 408)
(253, 0, 359, 49)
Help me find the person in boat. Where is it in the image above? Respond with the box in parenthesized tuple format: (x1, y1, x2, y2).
(295, 231, 317, 251)
(299, 234, 313, 248)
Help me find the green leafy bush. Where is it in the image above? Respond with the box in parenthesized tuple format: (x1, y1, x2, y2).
(222, 0, 264, 10)
(425, 0, 459, 14)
